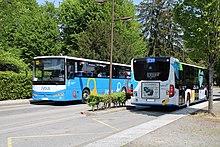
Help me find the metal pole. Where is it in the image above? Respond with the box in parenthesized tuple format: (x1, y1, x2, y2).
(109, 0, 114, 96)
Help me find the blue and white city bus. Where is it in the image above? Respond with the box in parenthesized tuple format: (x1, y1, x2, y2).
(131, 57, 208, 107)
(32, 56, 132, 102)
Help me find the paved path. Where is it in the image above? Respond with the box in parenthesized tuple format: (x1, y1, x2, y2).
(85, 100, 220, 147)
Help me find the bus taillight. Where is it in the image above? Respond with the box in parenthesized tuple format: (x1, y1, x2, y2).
(169, 84, 174, 97)
(130, 84, 133, 96)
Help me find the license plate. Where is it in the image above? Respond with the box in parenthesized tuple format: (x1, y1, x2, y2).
(146, 99, 155, 102)
(42, 98, 49, 100)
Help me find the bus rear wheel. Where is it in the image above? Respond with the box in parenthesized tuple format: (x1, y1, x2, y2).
(122, 87, 126, 93)
(82, 89, 90, 103)
(186, 93, 190, 107)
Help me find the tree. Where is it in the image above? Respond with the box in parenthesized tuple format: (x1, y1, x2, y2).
(58, 0, 110, 55)
(137, 0, 183, 59)
(0, 0, 61, 66)
(76, 21, 111, 61)
(20, 2, 61, 65)
(58, 0, 145, 63)
(174, 0, 220, 113)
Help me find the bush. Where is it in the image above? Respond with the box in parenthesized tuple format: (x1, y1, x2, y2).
(0, 50, 32, 101)
(0, 71, 32, 101)
(112, 92, 126, 107)
(0, 50, 28, 73)
(87, 92, 126, 111)
(88, 94, 102, 111)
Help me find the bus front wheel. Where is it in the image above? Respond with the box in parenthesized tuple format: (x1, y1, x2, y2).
(82, 89, 90, 103)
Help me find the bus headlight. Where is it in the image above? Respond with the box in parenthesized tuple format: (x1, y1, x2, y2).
(53, 92, 64, 97)
(32, 93, 38, 97)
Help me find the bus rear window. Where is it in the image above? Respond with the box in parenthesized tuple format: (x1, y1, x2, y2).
(133, 58, 170, 81)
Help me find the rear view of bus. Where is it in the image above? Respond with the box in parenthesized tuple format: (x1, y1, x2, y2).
(131, 57, 178, 106)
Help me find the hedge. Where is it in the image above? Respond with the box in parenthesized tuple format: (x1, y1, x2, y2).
(0, 71, 32, 101)
(88, 92, 127, 111)
(0, 50, 28, 72)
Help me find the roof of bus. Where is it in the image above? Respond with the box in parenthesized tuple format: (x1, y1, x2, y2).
(34, 56, 131, 67)
(132, 57, 206, 69)
(180, 62, 207, 69)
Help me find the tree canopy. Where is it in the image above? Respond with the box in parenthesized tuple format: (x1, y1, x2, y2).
(0, 0, 61, 66)
(174, 0, 220, 113)
(137, 0, 183, 59)
(59, 0, 145, 64)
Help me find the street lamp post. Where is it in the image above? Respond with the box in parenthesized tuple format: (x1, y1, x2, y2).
(95, 0, 114, 97)
(109, 0, 114, 96)
(95, 0, 132, 106)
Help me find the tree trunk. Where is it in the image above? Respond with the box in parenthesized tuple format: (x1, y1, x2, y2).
(208, 64, 214, 113)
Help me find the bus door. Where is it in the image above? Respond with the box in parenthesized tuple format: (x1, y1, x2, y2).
(177, 69, 185, 105)
(66, 59, 77, 100)
(178, 86, 185, 105)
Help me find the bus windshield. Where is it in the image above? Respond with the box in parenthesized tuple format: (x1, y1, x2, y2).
(33, 58, 65, 85)
(133, 57, 170, 81)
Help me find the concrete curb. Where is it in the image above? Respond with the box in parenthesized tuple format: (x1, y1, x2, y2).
(0, 99, 31, 106)
(81, 105, 135, 116)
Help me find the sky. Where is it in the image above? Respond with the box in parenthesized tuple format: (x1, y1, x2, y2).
(36, 0, 142, 7)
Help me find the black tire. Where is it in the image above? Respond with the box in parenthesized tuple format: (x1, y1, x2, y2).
(205, 90, 209, 100)
(186, 93, 190, 107)
(82, 89, 90, 103)
(122, 87, 126, 93)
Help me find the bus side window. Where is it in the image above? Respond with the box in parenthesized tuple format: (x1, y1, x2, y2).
(68, 65, 74, 79)
(67, 59, 75, 79)
(74, 61, 84, 77)
(87, 62, 96, 77)
(113, 65, 119, 78)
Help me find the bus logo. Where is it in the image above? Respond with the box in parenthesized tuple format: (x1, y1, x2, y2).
(41, 87, 50, 91)
(147, 58, 155, 63)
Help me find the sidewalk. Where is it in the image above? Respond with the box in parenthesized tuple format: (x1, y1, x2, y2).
(85, 99, 220, 147)
(125, 100, 220, 147)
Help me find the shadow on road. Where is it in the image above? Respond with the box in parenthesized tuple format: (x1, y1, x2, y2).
(29, 100, 83, 106)
(126, 100, 210, 117)
(214, 97, 220, 101)
(126, 105, 181, 117)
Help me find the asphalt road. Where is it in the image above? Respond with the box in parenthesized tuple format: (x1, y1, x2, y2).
(1, 88, 219, 147)
(0, 100, 176, 147)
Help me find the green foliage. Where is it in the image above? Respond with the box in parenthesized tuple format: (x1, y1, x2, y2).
(88, 92, 126, 111)
(137, 0, 183, 58)
(0, 71, 32, 101)
(174, 0, 220, 113)
(174, 0, 220, 65)
(59, 0, 145, 64)
(88, 94, 110, 111)
(59, 0, 109, 54)
(0, 50, 28, 72)
(0, 0, 61, 66)
(88, 94, 101, 111)
(112, 92, 126, 106)
(214, 58, 220, 86)
(76, 21, 110, 61)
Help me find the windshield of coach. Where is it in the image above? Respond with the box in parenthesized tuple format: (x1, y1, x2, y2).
(133, 58, 170, 81)
(33, 58, 65, 84)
